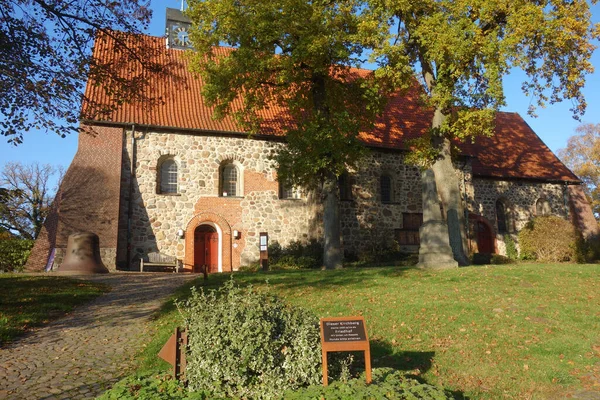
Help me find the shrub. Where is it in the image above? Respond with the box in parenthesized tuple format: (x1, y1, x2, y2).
(176, 279, 322, 399)
(267, 239, 323, 270)
(504, 234, 518, 260)
(283, 368, 454, 400)
(491, 254, 515, 265)
(471, 253, 492, 265)
(97, 372, 204, 400)
(0, 239, 34, 272)
(518, 216, 576, 262)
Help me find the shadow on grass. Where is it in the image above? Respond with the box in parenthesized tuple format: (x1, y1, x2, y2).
(370, 339, 469, 399)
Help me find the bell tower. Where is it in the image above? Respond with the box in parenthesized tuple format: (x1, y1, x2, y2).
(165, 7, 193, 50)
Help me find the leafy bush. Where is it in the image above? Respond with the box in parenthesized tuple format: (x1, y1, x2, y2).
(504, 234, 518, 260)
(268, 239, 323, 270)
(518, 216, 576, 262)
(284, 368, 454, 400)
(471, 253, 492, 265)
(97, 372, 201, 400)
(176, 279, 322, 399)
(491, 254, 515, 265)
(0, 239, 34, 272)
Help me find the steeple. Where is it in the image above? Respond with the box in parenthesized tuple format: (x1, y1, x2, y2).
(165, 7, 193, 50)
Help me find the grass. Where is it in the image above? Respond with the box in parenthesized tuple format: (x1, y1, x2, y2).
(0, 274, 108, 346)
(135, 263, 600, 399)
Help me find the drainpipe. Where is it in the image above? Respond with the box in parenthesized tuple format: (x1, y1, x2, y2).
(563, 181, 570, 219)
(126, 124, 136, 270)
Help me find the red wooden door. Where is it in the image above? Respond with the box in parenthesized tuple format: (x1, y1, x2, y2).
(206, 232, 218, 273)
(476, 221, 494, 253)
(194, 227, 219, 273)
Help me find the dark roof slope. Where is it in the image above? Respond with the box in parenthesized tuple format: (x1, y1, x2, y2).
(83, 32, 579, 183)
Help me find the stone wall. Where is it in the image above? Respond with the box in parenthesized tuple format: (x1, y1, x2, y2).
(121, 130, 575, 266)
(122, 130, 317, 270)
(469, 178, 569, 255)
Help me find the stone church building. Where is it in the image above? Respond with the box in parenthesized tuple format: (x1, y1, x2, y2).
(26, 11, 597, 273)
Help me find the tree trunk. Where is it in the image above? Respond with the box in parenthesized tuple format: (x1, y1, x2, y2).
(322, 172, 343, 269)
(430, 108, 470, 265)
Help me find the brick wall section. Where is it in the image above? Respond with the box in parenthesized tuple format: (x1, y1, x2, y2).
(25, 125, 124, 271)
(568, 185, 600, 240)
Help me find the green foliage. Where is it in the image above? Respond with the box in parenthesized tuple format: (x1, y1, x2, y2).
(0, 238, 33, 272)
(490, 254, 515, 265)
(518, 216, 577, 262)
(471, 253, 492, 265)
(504, 234, 518, 260)
(284, 368, 453, 400)
(97, 373, 196, 400)
(176, 280, 322, 399)
(186, 0, 404, 190)
(0, 0, 164, 142)
(268, 239, 323, 270)
(573, 235, 600, 263)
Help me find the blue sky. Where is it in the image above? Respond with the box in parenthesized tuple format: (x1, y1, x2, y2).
(1, 1, 599, 177)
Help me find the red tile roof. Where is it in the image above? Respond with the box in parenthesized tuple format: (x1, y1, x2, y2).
(83, 32, 579, 183)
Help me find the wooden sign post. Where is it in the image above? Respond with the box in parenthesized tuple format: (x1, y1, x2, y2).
(158, 327, 188, 381)
(320, 316, 372, 386)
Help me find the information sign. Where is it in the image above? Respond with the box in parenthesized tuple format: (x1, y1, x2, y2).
(320, 316, 371, 386)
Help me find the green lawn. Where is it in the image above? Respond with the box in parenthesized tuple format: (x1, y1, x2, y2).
(137, 264, 600, 399)
(0, 275, 108, 346)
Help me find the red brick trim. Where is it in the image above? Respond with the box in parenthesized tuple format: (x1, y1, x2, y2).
(468, 213, 497, 254)
(184, 212, 232, 273)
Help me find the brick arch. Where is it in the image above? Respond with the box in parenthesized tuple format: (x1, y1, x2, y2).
(184, 212, 232, 273)
(468, 213, 497, 254)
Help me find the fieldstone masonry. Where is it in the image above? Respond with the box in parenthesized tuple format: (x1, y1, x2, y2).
(117, 128, 573, 269)
(30, 125, 579, 272)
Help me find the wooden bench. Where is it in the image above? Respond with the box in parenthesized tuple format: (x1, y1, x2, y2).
(140, 252, 180, 273)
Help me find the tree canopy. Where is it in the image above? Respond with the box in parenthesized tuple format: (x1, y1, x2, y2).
(368, 0, 599, 263)
(185, 0, 598, 267)
(559, 123, 600, 219)
(0, 162, 62, 239)
(0, 0, 167, 144)
(186, 0, 403, 268)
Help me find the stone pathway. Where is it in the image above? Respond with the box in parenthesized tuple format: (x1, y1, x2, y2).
(0, 273, 196, 400)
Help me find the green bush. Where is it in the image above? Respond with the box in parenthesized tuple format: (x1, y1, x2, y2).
(504, 234, 518, 260)
(284, 368, 453, 400)
(0, 239, 34, 272)
(267, 239, 323, 270)
(471, 253, 492, 265)
(176, 279, 322, 399)
(97, 372, 200, 400)
(490, 254, 515, 265)
(518, 216, 576, 262)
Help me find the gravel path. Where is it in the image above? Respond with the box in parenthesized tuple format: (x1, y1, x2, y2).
(0, 273, 196, 400)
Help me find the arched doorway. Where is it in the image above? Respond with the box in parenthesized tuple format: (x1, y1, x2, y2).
(194, 225, 219, 273)
(475, 220, 494, 253)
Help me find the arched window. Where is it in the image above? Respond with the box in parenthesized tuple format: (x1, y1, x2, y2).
(380, 175, 392, 203)
(535, 198, 551, 216)
(220, 163, 240, 197)
(496, 200, 508, 234)
(159, 158, 178, 194)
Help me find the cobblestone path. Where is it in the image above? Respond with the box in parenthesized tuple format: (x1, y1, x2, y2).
(0, 273, 196, 400)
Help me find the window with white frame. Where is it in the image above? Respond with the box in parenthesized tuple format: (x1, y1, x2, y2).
(279, 180, 302, 199)
(159, 158, 178, 194)
(221, 163, 239, 197)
